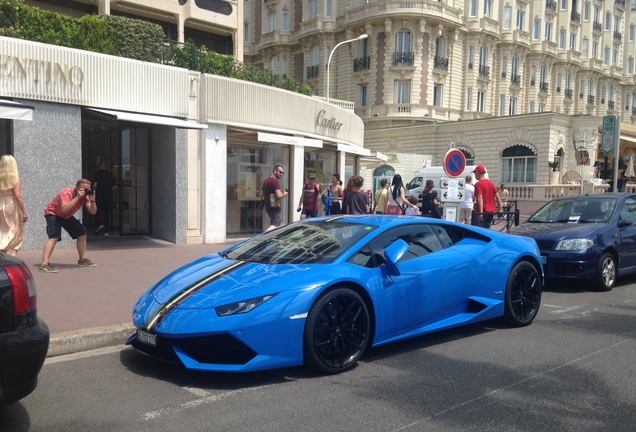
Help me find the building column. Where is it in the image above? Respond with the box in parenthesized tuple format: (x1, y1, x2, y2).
(202, 124, 227, 243)
(98, 0, 110, 14)
(291, 144, 305, 222)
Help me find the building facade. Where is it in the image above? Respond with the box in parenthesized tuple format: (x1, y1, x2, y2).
(1, 37, 365, 250)
(244, 0, 636, 192)
(26, 0, 243, 59)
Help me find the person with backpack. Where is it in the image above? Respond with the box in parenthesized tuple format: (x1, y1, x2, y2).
(419, 179, 442, 218)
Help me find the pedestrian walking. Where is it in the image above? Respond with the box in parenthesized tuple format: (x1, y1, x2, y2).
(297, 173, 321, 219)
(0, 155, 28, 255)
(372, 179, 389, 214)
(460, 175, 475, 224)
(92, 162, 117, 236)
(261, 164, 289, 231)
(344, 176, 370, 214)
(472, 165, 503, 229)
(385, 174, 412, 215)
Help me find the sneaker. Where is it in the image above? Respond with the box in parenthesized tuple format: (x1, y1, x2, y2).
(77, 258, 97, 267)
(95, 225, 105, 235)
(39, 263, 58, 273)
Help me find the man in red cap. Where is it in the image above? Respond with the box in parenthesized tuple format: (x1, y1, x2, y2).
(472, 165, 503, 229)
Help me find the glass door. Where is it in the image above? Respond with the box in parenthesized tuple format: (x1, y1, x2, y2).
(113, 126, 150, 235)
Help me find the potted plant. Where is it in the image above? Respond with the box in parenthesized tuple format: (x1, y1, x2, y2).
(549, 160, 560, 184)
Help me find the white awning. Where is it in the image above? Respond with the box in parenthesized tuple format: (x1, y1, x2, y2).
(257, 132, 323, 148)
(85, 108, 207, 129)
(620, 135, 636, 144)
(0, 100, 34, 121)
(361, 151, 389, 164)
(337, 142, 371, 157)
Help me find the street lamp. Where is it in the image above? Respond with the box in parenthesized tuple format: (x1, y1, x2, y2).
(326, 34, 368, 104)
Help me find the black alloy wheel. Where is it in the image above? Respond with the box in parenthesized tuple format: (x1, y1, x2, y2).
(304, 288, 370, 374)
(504, 261, 542, 327)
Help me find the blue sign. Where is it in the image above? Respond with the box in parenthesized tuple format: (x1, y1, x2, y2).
(443, 149, 466, 177)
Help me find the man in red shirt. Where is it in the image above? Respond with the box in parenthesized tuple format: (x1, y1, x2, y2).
(39, 179, 98, 273)
(472, 165, 503, 229)
(261, 165, 289, 231)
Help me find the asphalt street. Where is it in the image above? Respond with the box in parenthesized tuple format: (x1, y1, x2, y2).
(1, 281, 635, 432)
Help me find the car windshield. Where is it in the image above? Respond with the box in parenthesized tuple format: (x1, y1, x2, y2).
(528, 196, 617, 224)
(223, 220, 377, 264)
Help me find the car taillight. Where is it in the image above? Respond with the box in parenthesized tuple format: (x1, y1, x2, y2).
(5, 263, 37, 328)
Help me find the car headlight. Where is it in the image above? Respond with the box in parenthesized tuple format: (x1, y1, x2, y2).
(555, 239, 594, 251)
(215, 294, 277, 316)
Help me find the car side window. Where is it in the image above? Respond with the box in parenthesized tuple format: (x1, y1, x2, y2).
(406, 177, 422, 190)
(620, 198, 636, 224)
(349, 224, 455, 268)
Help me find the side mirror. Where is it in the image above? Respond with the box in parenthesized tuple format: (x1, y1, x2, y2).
(384, 239, 409, 275)
(618, 219, 633, 228)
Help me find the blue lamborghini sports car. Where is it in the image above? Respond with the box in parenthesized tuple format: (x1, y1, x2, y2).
(127, 215, 543, 374)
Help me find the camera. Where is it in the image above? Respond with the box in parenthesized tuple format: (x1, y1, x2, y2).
(84, 189, 94, 196)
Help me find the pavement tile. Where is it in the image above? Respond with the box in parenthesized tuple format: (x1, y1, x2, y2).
(17, 236, 236, 357)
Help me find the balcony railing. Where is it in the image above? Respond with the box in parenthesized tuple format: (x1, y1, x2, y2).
(565, 88, 573, 99)
(616, 0, 626, 7)
(467, 63, 473, 70)
(614, 31, 623, 42)
(609, 101, 615, 110)
(539, 82, 549, 93)
(479, 65, 490, 78)
(353, 56, 371, 72)
(393, 52, 414, 66)
(546, 0, 557, 12)
(306, 65, 319, 79)
(434, 56, 449, 71)
(511, 74, 521, 86)
(593, 21, 602, 32)
(588, 95, 595, 104)
(571, 11, 581, 23)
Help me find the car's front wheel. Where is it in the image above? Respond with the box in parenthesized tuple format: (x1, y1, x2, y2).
(596, 252, 616, 291)
(504, 261, 542, 327)
(304, 288, 370, 374)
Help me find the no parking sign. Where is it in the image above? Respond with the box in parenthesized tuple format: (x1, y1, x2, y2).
(443, 148, 466, 177)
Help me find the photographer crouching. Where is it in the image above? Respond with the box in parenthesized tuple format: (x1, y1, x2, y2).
(39, 179, 98, 273)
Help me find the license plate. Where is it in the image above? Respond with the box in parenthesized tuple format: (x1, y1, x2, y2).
(137, 330, 157, 347)
(541, 255, 547, 265)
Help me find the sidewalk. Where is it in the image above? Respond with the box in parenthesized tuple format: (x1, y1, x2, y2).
(18, 236, 236, 357)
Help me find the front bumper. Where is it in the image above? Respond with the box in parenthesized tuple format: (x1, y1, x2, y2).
(540, 251, 599, 280)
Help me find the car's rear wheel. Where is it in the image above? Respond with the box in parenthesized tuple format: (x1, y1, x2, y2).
(504, 261, 542, 327)
(304, 288, 370, 374)
(596, 252, 616, 291)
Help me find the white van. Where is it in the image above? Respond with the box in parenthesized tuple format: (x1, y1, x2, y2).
(405, 165, 482, 205)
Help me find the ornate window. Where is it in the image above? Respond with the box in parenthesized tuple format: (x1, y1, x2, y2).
(502, 145, 538, 183)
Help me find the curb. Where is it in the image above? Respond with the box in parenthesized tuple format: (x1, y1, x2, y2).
(48, 323, 136, 357)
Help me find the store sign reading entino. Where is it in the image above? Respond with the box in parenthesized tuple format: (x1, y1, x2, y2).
(0, 55, 84, 86)
(316, 109, 343, 131)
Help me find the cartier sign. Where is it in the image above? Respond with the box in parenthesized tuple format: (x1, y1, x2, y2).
(0, 54, 84, 86)
(316, 109, 343, 131)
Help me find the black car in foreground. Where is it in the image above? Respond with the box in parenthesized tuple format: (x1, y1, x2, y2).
(0, 254, 49, 409)
(512, 193, 636, 291)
